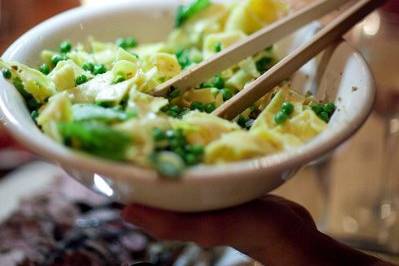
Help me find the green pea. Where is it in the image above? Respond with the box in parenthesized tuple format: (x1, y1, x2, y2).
(281, 102, 294, 115)
(311, 103, 323, 115)
(116, 38, 126, 48)
(75, 75, 88, 85)
(116, 37, 137, 49)
(51, 54, 67, 66)
(166, 129, 176, 139)
(174, 128, 184, 139)
(170, 105, 181, 113)
(166, 110, 176, 117)
(214, 42, 222, 53)
(319, 111, 330, 123)
(274, 111, 288, 124)
(237, 115, 248, 128)
(2, 69, 11, 79)
(265, 46, 274, 52)
(213, 75, 224, 89)
(323, 103, 336, 115)
(204, 102, 216, 113)
(167, 110, 178, 118)
(171, 131, 183, 141)
(200, 82, 211, 88)
(39, 64, 50, 75)
(59, 41, 72, 53)
(200, 75, 224, 89)
(152, 151, 185, 178)
(185, 153, 198, 166)
(256, 56, 273, 73)
(170, 139, 183, 149)
(176, 49, 192, 69)
(190, 101, 203, 111)
(160, 105, 169, 112)
(188, 144, 204, 155)
(82, 62, 94, 72)
(168, 88, 181, 98)
(125, 37, 137, 48)
(153, 128, 166, 141)
(221, 88, 234, 101)
(93, 64, 107, 75)
(113, 74, 125, 84)
(173, 147, 186, 158)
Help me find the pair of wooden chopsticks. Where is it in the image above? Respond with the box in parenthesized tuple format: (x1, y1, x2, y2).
(154, 0, 386, 120)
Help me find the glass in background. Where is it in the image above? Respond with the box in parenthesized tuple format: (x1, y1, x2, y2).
(335, 2, 399, 255)
(275, 1, 399, 262)
(279, 1, 399, 260)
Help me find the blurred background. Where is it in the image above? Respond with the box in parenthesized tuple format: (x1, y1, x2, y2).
(1, 0, 399, 265)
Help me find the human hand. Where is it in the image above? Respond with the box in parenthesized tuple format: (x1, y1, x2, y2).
(123, 195, 394, 266)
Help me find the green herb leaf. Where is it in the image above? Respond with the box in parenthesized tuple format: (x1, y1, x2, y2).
(12, 77, 41, 112)
(72, 104, 135, 123)
(175, 0, 210, 28)
(58, 121, 132, 161)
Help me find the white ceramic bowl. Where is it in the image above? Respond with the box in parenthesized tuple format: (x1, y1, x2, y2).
(0, 0, 374, 212)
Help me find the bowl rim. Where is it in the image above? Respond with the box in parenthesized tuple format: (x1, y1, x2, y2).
(0, 0, 375, 182)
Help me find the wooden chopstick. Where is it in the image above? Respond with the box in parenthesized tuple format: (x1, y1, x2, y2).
(214, 0, 385, 120)
(153, 0, 350, 97)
